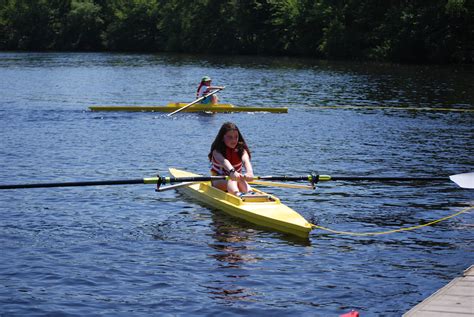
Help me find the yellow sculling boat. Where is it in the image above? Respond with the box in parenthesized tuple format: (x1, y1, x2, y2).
(169, 168, 313, 238)
(89, 103, 288, 113)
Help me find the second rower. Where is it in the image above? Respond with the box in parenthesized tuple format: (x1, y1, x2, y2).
(197, 76, 224, 105)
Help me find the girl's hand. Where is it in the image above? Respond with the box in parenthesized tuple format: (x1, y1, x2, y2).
(244, 173, 254, 182)
(229, 169, 240, 181)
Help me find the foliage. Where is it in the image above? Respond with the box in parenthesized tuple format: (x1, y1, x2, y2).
(104, 0, 162, 51)
(0, 0, 472, 63)
(61, 0, 104, 50)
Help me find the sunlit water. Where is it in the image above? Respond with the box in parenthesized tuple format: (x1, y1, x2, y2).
(0, 52, 473, 316)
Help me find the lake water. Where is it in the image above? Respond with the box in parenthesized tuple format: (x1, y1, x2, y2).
(0, 52, 473, 316)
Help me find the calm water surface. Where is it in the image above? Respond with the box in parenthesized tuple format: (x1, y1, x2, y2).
(0, 52, 473, 316)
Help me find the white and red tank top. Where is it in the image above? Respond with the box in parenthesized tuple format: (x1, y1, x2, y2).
(211, 147, 243, 175)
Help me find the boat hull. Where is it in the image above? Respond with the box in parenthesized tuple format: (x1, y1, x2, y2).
(89, 103, 287, 113)
(169, 168, 312, 238)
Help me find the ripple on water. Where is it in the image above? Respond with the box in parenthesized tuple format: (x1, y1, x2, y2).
(0, 52, 473, 316)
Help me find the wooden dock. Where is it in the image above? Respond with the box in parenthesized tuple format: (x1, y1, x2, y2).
(404, 265, 474, 316)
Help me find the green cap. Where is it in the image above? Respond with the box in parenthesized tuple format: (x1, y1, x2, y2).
(201, 76, 211, 82)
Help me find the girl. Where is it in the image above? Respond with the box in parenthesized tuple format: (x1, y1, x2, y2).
(196, 76, 224, 104)
(208, 122, 254, 196)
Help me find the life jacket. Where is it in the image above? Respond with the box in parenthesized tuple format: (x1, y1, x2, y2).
(211, 147, 243, 175)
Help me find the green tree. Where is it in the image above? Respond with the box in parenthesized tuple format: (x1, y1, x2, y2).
(0, 0, 472, 62)
(60, 0, 104, 50)
(291, 0, 329, 57)
(104, 0, 163, 51)
(0, 0, 57, 49)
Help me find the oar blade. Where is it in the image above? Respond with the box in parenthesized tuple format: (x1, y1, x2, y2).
(449, 172, 474, 189)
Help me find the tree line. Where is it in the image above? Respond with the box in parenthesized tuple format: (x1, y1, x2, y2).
(0, 0, 472, 63)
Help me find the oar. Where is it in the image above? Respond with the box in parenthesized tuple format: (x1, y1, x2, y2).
(0, 178, 311, 191)
(158, 180, 314, 191)
(167, 87, 224, 117)
(0, 178, 159, 189)
(155, 181, 200, 192)
(250, 180, 314, 189)
(449, 172, 474, 189)
(0, 176, 224, 189)
(255, 172, 474, 189)
(0, 172, 472, 190)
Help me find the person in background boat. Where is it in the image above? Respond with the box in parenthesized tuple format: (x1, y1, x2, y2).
(209, 122, 254, 196)
(197, 76, 224, 105)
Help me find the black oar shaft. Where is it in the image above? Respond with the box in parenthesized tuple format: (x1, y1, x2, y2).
(329, 176, 448, 182)
(0, 176, 227, 190)
(0, 179, 146, 189)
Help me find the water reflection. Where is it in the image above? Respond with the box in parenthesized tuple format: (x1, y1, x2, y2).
(204, 284, 257, 302)
(203, 212, 316, 302)
(204, 214, 256, 301)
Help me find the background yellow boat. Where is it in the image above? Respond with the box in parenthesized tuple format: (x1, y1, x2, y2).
(89, 103, 288, 113)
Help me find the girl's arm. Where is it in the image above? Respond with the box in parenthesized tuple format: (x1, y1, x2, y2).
(207, 85, 225, 91)
(242, 150, 254, 181)
(212, 150, 232, 171)
(213, 150, 247, 181)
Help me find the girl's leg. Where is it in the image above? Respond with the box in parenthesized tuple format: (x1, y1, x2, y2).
(226, 180, 241, 196)
(238, 180, 251, 193)
(212, 179, 248, 196)
(211, 179, 228, 191)
(211, 95, 219, 104)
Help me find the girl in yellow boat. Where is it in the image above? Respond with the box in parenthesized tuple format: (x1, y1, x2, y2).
(208, 122, 254, 196)
(196, 76, 224, 105)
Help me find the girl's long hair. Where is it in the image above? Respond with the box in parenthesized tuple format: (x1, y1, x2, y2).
(208, 122, 251, 161)
(196, 79, 207, 97)
(196, 82, 204, 98)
